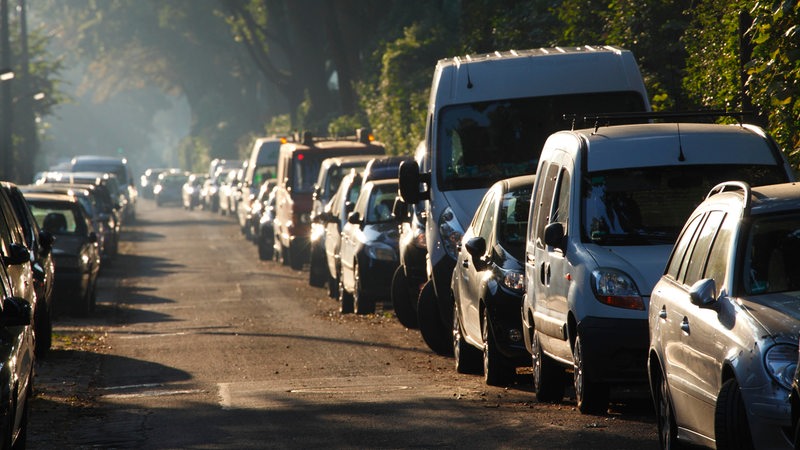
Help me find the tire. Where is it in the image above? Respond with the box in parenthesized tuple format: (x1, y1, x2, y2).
(289, 241, 304, 271)
(353, 259, 375, 314)
(11, 382, 30, 450)
(338, 277, 354, 314)
(308, 244, 327, 287)
(392, 266, 418, 329)
(34, 301, 52, 358)
(573, 335, 609, 415)
(532, 330, 565, 403)
(654, 365, 682, 450)
(327, 271, 339, 299)
(482, 311, 514, 386)
(453, 300, 481, 374)
(714, 378, 753, 450)
(417, 281, 453, 356)
(258, 234, 274, 261)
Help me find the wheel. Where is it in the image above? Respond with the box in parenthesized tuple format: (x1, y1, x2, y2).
(417, 281, 453, 356)
(482, 311, 514, 386)
(338, 277, 354, 314)
(34, 300, 52, 358)
(308, 244, 327, 287)
(654, 365, 682, 450)
(714, 378, 753, 450)
(532, 330, 565, 402)
(258, 234, 274, 261)
(453, 299, 481, 374)
(392, 266, 418, 329)
(11, 382, 30, 450)
(573, 335, 609, 414)
(289, 241, 304, 271)
(353, 259, 375, 314)
(327, 271, 339, 299)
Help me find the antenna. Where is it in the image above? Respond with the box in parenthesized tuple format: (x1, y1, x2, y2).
(676, 123, 686, 161)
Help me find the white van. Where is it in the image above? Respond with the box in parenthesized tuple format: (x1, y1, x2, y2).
(398, 46, 651, 355)
(523, 122, 794, 414)
(237, 138, 282, 235)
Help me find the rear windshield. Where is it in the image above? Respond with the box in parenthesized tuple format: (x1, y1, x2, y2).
(29, 203, 86, 235)
(437, 91, 646, 191)
(292, 154, 324, 194)
(72, 162, 128, 184)
(581, 164, 788, 246)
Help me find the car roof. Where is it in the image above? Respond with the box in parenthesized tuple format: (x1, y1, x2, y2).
(547, 122, 784, 172)
(23, 191, 80, 204)
(71, 155, 127, 164)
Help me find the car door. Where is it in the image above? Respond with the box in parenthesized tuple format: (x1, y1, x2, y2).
(340, 183, 372, 293)
(458, 189, 496, 342)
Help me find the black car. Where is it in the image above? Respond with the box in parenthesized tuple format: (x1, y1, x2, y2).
(0, 258, 35, 449)
(25, 192, 101, 316)
(154, 171, 189, 207)
(390, 198, 427, 329)
(322, 170, 363, 300)
(451, 174, 533, 386)
(338, 179, 401, 314)
(256, 186, 278, 261)
(3, 182, 55, 357)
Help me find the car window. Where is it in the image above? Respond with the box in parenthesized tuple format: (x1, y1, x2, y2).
(498, 185, 532, 260)
(552, 169, 570, 227)
(29, 204, 85, 235)
(684, 211, 725, 287)
(533, 163, 559, 247)
(745, 214, 800, 294)
(666, 214, 703, 281)
(704, 212, 735, 288)
(366, 184, 399, 224)
(471, 190, 494, 238)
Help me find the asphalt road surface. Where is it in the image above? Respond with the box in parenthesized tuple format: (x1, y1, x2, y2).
(28, 199, 659, 449)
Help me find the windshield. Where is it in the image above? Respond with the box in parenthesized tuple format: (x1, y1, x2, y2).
(292, 154, 324, 194)
(582, 164, 788, 246)
(436, 91, 646, 191)
(497, 185, 532, 261)
(72, 162, 128, 184)
(745, 214, 800, 295)
(366, 183, 399, 224)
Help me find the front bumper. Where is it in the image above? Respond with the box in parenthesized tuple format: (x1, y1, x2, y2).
(575, 316, 649, 384)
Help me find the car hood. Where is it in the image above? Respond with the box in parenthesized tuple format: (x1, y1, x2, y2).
(362, 222, 400, 246)
(739, 293, 800, 341)
(439, 188, 487, 229)
(583, 244, 673, 295)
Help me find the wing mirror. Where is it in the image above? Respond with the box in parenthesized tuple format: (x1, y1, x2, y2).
(543, 222, 567, 253)
(4, 243, 30, 266)
(0, 296, 31, 327)
(689, 278, 718, 307)
(347, 211, 362, 226)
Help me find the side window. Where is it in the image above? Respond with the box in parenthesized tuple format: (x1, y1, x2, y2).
(533, 163, 560, 247)
(477, 195, 496, 244)
(684, 211, 725, 287)
(471, 191, 494, 236)
(704, 213, 735, 287)
(551, 169, 571, 227)
(353, 184, 371, 217)
(666, 214, 703, 280)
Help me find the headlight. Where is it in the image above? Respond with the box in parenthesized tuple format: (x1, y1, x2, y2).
(590, 269, 644, 310)
(310, 223, 325, 242)
(502, 269, 525, 291)
(765, 344, 797, 390)
(438, 207, 464, 260)
(366, 243, 397, 261)
(413, 222, 426, 249)
(153, 185, 162, 194)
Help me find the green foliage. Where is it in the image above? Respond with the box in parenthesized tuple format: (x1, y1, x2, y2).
(177, 135, 211, 173)
(748, 0, 800, 164)
(328, 115, 367, 138)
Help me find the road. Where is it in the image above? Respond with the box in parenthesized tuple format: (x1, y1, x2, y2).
(28, 199, 659, 449)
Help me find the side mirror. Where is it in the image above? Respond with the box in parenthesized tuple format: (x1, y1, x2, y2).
(4, 243, 30, 266)
(38, 231, 54, 255)
(543, 222, 566, 253)
(689, 278, 717, 307)
(399, 161, 428, 203)
(88, 232, 99, 244)
(347, 211, 361, 225)
(0, 297, 31, 327)
(465, 236, 488, 269)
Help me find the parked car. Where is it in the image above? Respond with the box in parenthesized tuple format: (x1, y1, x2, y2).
(322, 170, 364, 300)
(154, 171, 189, 207)
(217, 168, 239, 216)
(791, 343, 800, 448)
(71, 155, 137, 221)
(523, 121, 795, 415)
(247, 179, 277, 244)
(139, 167, 171, 199)
(182, 173, 208, 210)
(238, 138, 281, 238)
(272, 130, 385, 270)
(398, 46, 651, 357)
(256, 187, 278, 262)
(200, 176, 221, 212)
(2, 182, 54, 358)
(0, 257, 35, 449)
(649, 181, 800, 449)
(338, 179, 401, 314)
(308, 155, 377, 287)
(25, 192, 101, 316)
(451, 175, 533, 386)
(40, 171, 127, 229)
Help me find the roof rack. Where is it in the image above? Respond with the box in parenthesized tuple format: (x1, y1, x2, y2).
(564, 110, 751, 131)
(290, 128, 376, 146)
(707, 181, 752, 214)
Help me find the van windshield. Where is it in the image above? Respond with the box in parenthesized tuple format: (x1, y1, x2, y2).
(437, 91, 646, 191)
(292, 154, 323, 194)
(581, 164, 788, 246)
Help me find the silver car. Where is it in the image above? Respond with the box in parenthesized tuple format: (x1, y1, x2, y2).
(648, 181, 800, 449)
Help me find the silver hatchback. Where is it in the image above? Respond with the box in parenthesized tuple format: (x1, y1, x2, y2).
(648, 181, 800, 449)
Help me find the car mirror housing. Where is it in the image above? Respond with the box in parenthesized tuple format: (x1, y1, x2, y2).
(347, 211, 361, 225)
(0, 296, 31, 327)
(4, 243, 30, 266)
(543, 222, 566, 253)
(689, 278, 717, 307)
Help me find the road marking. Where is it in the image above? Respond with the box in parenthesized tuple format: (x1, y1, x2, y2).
(102, 388, 204, 399)
(115, 332, 188, 339)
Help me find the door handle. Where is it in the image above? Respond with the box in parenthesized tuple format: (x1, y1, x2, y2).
(659, 306, 667, 320)
(680, 317, 690, 334)
(462, 259, 468, 268)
